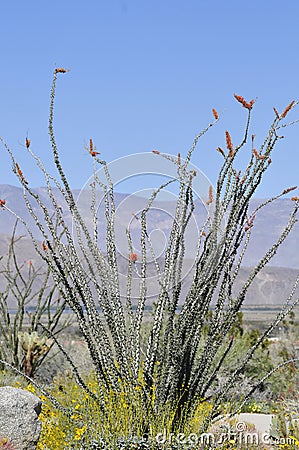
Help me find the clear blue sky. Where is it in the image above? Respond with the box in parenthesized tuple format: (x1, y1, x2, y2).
(0, 0, 298, 198)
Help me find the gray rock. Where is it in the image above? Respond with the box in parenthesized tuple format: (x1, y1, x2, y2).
(0, 386, 42, 450)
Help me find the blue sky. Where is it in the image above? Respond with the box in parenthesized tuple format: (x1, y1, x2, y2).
(0, 0, 298, 198)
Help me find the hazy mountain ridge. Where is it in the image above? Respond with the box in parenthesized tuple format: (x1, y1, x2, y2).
(0, 184, 298, 308)
(0, 231, 297, 308)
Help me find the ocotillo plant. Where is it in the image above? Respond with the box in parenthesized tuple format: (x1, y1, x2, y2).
(0, 220, 70, 377)
(0, 69, 299, 434)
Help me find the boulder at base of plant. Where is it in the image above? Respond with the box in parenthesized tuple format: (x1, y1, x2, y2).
(0, 387, 42, 450)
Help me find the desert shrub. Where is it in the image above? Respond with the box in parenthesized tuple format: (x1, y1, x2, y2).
(0, 69, 299, 439)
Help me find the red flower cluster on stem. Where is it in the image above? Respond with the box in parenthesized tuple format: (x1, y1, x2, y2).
(129, 253, 138, 263)
(54, 67, 69, 74)
(253, 149, 266, 160)
(225, 131, 234, 157)
(234, 94, 255, 110)
(212, 108, 219, 120)
(282, 186, 297, 195)
(88, 138, 100, 157)
(281, 100, 295, 118)
(15, 163, 28, 184)
(205, 185, 213, 206)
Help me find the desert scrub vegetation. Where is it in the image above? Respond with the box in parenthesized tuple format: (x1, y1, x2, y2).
(0, 68, 299, 447)
(0, 219, 70, 378)
(31, 371, 212, 449)
(26, 323, 299, 449)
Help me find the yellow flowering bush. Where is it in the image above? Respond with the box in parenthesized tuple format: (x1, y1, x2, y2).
(28, 370, 212, 449)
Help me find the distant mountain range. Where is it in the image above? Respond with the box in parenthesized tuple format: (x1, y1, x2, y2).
(0, 184, 298, 308)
